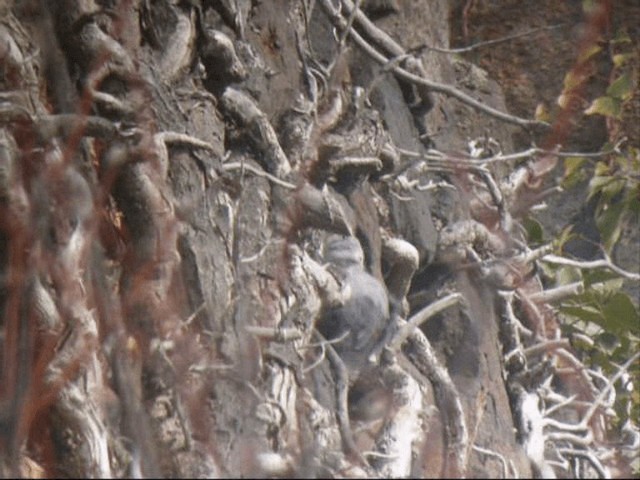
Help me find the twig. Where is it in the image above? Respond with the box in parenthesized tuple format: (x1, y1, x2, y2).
(581, 351, 640, 427)
(315, 331, 368, 467)
(356, 30, 545, 129)
(523, 339, 570, 358)
(543, 394, 578, 417)
(302, 330, 351, 349)
(543, 417, 589, 433)
(244, 326, 304, 341)
(551, 347, 597, 391)
(182, 303, 206, 327)
(318, 0, 546, 129)
(546, 430, 593, 446)
(557, 449, 610, 478)
(400, 323, 469, 477)
(222, 162, 296, 189)
(328, 156, 383, 175)
(519, 244, 555, 265)
(396, 142, 625, 170)
(472, 444, 509, 479)
(422, 24, 564, 54)
(363, 450, 400, 459)
(301, 342, 327, 373)
(158, 131, 215, 151)
(390, 293, 463, 350)
(328, 0, 361, 75)
(541, 254, 640, 281)
(369, 363, 422, 476)
(529, 281, 584, 304)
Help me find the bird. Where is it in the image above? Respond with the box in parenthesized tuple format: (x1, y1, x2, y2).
(318, 234, 389, 374)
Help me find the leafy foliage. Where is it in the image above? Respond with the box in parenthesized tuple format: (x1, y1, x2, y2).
(552, 24, 640, 451)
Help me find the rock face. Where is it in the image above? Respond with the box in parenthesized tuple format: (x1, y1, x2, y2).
(1, 0, 634, 478)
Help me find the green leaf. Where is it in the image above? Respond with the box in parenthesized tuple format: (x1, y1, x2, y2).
(614, 334, 632, 359)
(557, 266, 583, 286)
(599, 177, 626, 203)
(594, 160, 610, 176)
(583, 268, 621, 287)
(606, 73, 634, 100)
(561, 304, 604, 324)
(626, 186, 640, 215)
(596, 332, 620, 353)
(588, 174, 614, 200)
(589, 278, 624, 297)
(595, 202, 626, 252)
(613, 153, 631, 171)
(585, 96, 622, 118)
(556, 225, 576, 252)
(613, 53, 634, 67)
(578, 43, 602, 63)
(582, 0, 597, 14)
(562, 156, 589, 188)
(538, 261, 558, 280)
(602, 293, 640, 335)
(611, 28, 632, 45)
(563, 70, 588, 91)
(564, 156, 587, 176)
(522, 216, 544, 245)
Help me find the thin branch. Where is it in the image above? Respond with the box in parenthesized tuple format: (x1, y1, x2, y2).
(422, 24, 564, 54)
(396, 143, 624, 170)
(543, 394, 578, 417)
(582, 351, 640, 427)
(317, 0, 547, 129)
(546, 430, 593, 447)
(399, 323, 469, 477)
(328, 0, 361, 74)
(301, 342, 326, 373)
(315, 331, 368, 467)
(557, 449, 609, 478)
(390, 293, 463, 350)
(302, 330, 351, 349)
(244, 326, 304, 341)
(363, 450, 400, 459)
(351, 28, 546, 129)
(519, 244, 555, 265)
(542, 253, 640, 281)
(328, 156, 383, 175)
(523, 339, 570, 358)
(472, 444, 509, 479)
(543, 417, 589, 433)
(222, 162, 296, 189)
(529, 281, 584, 304)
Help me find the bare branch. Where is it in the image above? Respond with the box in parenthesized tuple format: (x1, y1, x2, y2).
(421, 24, 564, 54)
(316, 331, 369, 467)
(222, 162, 297, 190)
(557, 449, 610, 478)
(542, 253, 640, 281)
(400, 323, 469, 477)
(390, 293, 463, 350)
(529, 281, 584, 304)
(472, 444, 509, 479)
(523, 339, 570, 358)
(244, 326, 304, 341)
(582, 352, 640, 428)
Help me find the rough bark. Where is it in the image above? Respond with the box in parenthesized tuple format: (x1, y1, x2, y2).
(0, 0, 634, 478)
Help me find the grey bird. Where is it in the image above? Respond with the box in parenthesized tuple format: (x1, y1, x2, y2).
(318, 235, 389, 373)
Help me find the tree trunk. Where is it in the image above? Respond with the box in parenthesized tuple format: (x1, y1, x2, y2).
(0, 0, 633, 478)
